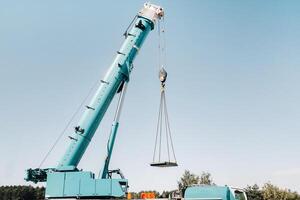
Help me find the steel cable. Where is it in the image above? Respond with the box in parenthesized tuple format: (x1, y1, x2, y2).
(38, 79, 100, 168)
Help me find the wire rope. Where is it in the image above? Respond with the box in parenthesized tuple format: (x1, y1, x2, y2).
(163, 91, 171, 162)
(164, 92, 177, 162)
(153, 91, 163, 162)
(38, 79, 100, 168)
(162, 16, 167, 69)
(152, 15, 177, 166)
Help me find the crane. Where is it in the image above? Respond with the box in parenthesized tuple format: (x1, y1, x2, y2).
(25, 3, 164, 199)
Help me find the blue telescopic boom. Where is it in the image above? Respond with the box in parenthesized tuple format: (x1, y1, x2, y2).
(25, 4, 164, 199)
(57, 4, 164, 171)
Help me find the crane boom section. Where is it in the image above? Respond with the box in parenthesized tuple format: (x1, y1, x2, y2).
(25, 4, 164, 199)
(58, 17, 153, 170)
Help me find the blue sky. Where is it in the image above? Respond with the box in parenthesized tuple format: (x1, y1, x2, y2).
(0, 0, 300, 193)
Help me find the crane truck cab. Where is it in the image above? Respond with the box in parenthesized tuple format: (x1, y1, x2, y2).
(184, 185, 247, 200)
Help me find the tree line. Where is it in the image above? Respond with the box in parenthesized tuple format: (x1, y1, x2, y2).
(245, 183, 300, 200)
(0, 186, 44, 200)
(0, 170, 299, 200)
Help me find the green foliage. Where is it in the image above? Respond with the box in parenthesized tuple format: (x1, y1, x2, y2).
(245, 184, 263, 200)
(129, 192, 139, 199)
(262, 183, 300, 200)
(178, 170, 214, 190)
(178, 170, 200, 191)
(0, 185, 45, 200)
(245, 183, 300, 200)
(199, 171, 214, 185)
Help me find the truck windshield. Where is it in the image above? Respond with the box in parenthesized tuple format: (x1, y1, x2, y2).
(235, 191, 246, 200)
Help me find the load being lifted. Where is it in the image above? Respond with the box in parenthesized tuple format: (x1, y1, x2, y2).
(150, 16, 177, 167)
(151, 67, 178, 167)
(25, 3, 165, 199)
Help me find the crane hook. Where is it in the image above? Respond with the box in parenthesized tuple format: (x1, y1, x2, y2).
(159, 67, 167, 85)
